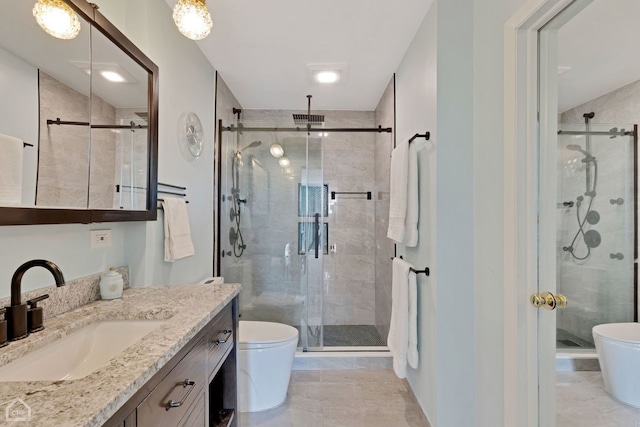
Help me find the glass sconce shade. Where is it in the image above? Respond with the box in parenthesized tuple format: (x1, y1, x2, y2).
(173, 0, 213, 41)
(33, 0, 81, 40)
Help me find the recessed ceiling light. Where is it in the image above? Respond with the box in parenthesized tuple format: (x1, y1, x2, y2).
(100, 70, 125, 82)
(306, 63, 348, 85)
(314, 71, 340, 84)
(70, 61, 137, 84)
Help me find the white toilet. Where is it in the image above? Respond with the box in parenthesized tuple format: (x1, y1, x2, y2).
(238, 321, 298, 412)
(593, 323, 640, 408)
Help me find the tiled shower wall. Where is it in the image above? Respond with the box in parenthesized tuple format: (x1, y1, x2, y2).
(38, 72, 120, 209)
(218, 106, 394, 330)
(557, 79, 639, 345)
(374, 77, 395, 342)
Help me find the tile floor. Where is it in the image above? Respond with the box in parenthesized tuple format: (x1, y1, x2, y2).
(239, 369, 430, 426)
(557, 371, 640, 426)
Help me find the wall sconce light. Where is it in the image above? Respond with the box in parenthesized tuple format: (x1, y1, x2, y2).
(173, 0, 213, 41)
(270, 143, 284, 158)
(32, 0, 81, 40)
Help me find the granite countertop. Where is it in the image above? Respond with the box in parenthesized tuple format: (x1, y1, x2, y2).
(0, 283, 240, 427)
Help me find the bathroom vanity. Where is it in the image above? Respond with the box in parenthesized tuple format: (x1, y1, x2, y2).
(0, 283, 239, 427)
(105, 298, 237, 427)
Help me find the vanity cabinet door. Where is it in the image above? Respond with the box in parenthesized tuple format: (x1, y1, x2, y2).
(136, 337, 206, 427)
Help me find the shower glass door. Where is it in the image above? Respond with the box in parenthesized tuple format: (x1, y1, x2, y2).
(556, 123, 637, 351)
(219, 118, 324, 351)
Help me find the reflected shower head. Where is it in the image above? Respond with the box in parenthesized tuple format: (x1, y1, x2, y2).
(238, 140, 262, 152)
(566, 144, 592, 158)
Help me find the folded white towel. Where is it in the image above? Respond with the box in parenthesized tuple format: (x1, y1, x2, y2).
(161, 197, 195, 262)
(0, 134, 24, 206)
(388, 257, 419, 378)
(387, 140, 410, 243)
(404, 140, 426, 247)
(407, 267, 419, 369)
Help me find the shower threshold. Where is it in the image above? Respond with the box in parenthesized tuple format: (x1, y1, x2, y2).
(304, 346, 390, 352)
(293, 350, 392, 370)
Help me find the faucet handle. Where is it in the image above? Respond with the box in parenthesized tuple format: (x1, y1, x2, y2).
(26, 294, 48, 333)
(27, 294, 49, 308)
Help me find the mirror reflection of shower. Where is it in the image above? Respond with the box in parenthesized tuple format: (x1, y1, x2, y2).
(562, 112, 601, 260)
(230, 140, 262, 257)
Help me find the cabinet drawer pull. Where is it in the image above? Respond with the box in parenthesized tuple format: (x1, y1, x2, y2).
(164, 379, 196, 411)
(215, 330, 233, 345)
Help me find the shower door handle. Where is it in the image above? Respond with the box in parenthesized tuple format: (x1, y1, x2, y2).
(530, 292, 567, 310)
(314, 213, 320, 259)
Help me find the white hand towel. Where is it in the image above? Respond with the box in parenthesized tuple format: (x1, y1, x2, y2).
(404, 140, 426, 247)
(161, 197, 195, 262)
(407, 268, 419, 369)
(0, 134, 24, 206)
(388, 257, 414, 378)
(387, 140, 410, 243)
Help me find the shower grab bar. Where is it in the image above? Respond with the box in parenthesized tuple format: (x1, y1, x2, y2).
(391, 257, 430, 276)
(331, 191, 371, 200)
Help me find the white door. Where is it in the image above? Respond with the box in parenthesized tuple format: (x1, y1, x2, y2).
(529, 0, 638, 426)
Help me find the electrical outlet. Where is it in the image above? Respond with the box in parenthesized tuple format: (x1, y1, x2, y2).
(90, 229, 112, 249)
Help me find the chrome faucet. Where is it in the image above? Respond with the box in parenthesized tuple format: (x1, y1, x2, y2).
(7, 260, 65, 341)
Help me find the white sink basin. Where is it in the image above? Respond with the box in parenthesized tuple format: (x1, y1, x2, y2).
(0, 320, 165, 382)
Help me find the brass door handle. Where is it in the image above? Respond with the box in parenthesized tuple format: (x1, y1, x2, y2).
(530, 292, 567, 310)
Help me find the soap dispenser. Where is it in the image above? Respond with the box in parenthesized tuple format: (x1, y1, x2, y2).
(100, 268, 124, 300)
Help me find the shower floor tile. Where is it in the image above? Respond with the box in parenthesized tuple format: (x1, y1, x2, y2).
(323, 325, 385, 347)
(557, 329, 594, 350)
(240, 369, 430, 427)
(295, 324, 386, 347)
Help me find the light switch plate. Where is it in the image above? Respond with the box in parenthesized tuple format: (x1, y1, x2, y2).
(90, 229, 112, 249)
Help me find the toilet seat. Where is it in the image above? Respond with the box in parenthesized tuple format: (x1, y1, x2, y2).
(239, 321, 298, 350)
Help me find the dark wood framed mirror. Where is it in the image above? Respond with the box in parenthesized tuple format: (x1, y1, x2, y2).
(0, 0, 158, 225)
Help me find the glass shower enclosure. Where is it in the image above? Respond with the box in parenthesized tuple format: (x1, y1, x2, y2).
(556, 123, 637, 350)
(218, 113, 392, 351)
